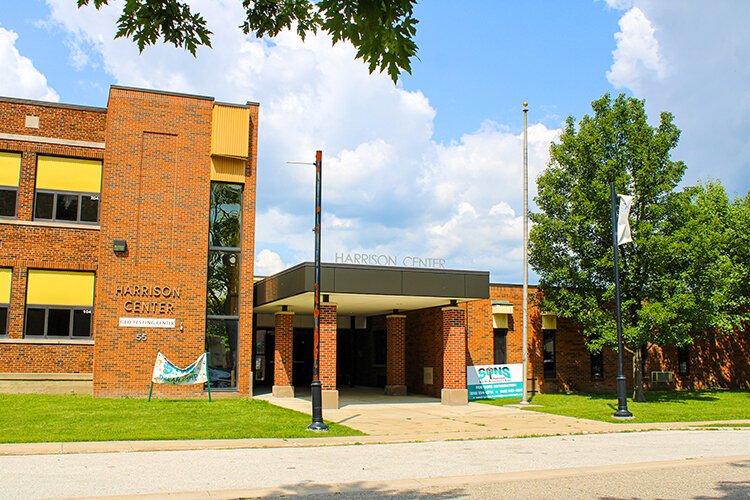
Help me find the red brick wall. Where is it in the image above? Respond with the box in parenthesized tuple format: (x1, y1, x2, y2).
(441, 307, 466, 390)
(386, 314, 406, 386)
(274, 312, 294, 387)
(319, 303, 337, 390)
(405, 306, 443, 397)
(0, 99, 103, 375)
(94, 87, 214, 398)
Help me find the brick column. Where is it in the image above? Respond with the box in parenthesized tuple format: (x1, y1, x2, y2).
(441, 306, 468, 405)
(319, 302, 338, 409)
(385, 314, 407, 396)
(272, 311, 294, 397)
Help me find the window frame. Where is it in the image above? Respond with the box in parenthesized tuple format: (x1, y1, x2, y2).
(33, 189, 101, 224)
(24, 305, 94, 339)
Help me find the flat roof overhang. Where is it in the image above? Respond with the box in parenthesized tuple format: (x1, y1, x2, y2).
(253, 262, 490, 316)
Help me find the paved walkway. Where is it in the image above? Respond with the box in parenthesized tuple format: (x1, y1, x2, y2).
(1, 387, 747, 457)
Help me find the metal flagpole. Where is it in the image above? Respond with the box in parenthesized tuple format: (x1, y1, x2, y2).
(610, 182, 633, 418)
(308, 150, 329, 431)
(520, 101, 530, 405)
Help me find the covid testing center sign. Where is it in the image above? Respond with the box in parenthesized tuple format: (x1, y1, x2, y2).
(467, 363, 523, 400)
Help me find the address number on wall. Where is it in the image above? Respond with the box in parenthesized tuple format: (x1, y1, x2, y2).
(135, 333, 148, 341)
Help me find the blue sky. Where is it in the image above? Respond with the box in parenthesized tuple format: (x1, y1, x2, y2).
(1, 1, 748, 282)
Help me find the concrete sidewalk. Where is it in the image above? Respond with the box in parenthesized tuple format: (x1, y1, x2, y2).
(0, 388, 748, 456)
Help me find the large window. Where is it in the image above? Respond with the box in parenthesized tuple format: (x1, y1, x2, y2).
(542, 329, 556, 379)
(0, 152, 21, 218)
(206, 182, 243, 389)
(677, 347, 690, 376)
(34, 156, 102, 224)
(493, 328, 507, 364)
(24, 270, 94, 339)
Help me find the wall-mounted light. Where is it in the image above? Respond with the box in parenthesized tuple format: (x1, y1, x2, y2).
(113, 239, 128, 253)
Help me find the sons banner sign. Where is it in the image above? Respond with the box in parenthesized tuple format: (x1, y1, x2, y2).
(151, 351, 208, 385)
(467, 363, 523, 400)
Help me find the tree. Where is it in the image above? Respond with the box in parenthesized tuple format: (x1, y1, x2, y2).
(528, 93, 731, 401)
(77, 0, 419, 82)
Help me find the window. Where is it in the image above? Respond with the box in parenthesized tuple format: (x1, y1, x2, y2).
(543, 329, 556, 379)
(206, 182, 243, 390)
(591, 351, 604, 379)
(25, 270, 95, 339)
(677, 347, 690, 375)
(0, 152, 21, 218)
(493, 328, 507, 364)
(0, 268, 10, 336)
(34, 156, 102, 224)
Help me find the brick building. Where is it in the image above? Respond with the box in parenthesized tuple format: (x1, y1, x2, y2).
(1, 87, 747, 404)
(0, 87, 259, 398)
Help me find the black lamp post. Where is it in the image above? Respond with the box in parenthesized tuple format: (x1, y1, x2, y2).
(609, 181, 633, 419)
(307, 150, 329, 432)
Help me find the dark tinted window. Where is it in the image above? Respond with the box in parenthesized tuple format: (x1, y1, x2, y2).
(72, 310, 92, 337)
(35, 192, 54, 219)
(0, 307, 8, 335)
(0, 189, 17, 217)
(55, 194, 78, 221)
(591, 351, 604, 379)
(677, 347, 690, 375)
(543, 330, 556, 379)
(206, 319, 238, 389)
(493, 328, 507, 364)
(26, 308, 46, 336)
(80, 195, 99, 222)
(47, 309, 71, 336)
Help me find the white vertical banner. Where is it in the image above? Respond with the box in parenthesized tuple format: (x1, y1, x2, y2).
(617, 194, 633, 245)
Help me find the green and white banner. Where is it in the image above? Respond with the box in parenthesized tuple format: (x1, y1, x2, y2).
(467, 363, 523, 400)
(151, 351, 208, 385)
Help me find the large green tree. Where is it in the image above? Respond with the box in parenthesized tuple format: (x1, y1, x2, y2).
(77, 0, 418, 82)
(529, 93, 732, 401)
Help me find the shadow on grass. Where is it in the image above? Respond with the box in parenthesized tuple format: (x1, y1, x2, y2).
(550, 391, 721, 404)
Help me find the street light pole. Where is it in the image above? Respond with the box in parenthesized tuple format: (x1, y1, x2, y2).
(610, 181, 633, 419)
(520, 101, 530, 405)
(308, 150, 329, 432)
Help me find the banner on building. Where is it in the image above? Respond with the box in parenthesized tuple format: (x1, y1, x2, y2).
(151, 351, 208, 385)
(467, 363, 523, 400)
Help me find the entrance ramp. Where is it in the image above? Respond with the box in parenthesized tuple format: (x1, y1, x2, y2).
(257, 386, 618, 439)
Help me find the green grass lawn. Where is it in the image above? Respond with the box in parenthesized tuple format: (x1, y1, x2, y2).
(478, 390, 750, 423)
(0, 395, 363, 443)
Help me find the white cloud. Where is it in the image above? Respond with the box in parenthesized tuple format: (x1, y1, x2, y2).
(607, 7, 665, 91)
(43, 0, 560, 282)
(0, 27, 59, 101)
(606, 1, 750, 192)
(254, 249, 288, 277)
(603, 0, 633, 10)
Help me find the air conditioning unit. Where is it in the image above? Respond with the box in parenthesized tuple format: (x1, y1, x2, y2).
(651, 371, 674, 383)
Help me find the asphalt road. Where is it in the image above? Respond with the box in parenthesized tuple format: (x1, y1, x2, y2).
(0, 430, 748, 499)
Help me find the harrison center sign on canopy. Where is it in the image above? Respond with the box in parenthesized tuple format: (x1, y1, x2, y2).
(0, 87, 747, 404)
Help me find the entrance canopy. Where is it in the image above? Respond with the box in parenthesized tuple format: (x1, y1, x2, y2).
(253, 262, 489, 316)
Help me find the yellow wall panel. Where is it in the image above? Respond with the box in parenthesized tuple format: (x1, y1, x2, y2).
(210, 156, 246, 183)
(542, 314, 557, 330)
(36, 156, 102, 193)
(0, 152, 21, 187)
(211, 105, 250, 158)
(27, 270, 95, 307)
(0, 268, 11, 304)
(492, 313, 509, 329)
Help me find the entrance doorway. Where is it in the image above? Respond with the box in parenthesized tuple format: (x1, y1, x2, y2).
(293, 328, 313, 387)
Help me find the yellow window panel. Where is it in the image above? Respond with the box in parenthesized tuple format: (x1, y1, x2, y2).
(211, 104, 250, 158)
(492, 313, 509, 329)
(210, 156, 246, 183)
(542, 314, 557, 330)
(27, 270, 95, 307)
(36, 156, 102, 193)
(0, 268, 11, 304)
(0, 152, 21, 187)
